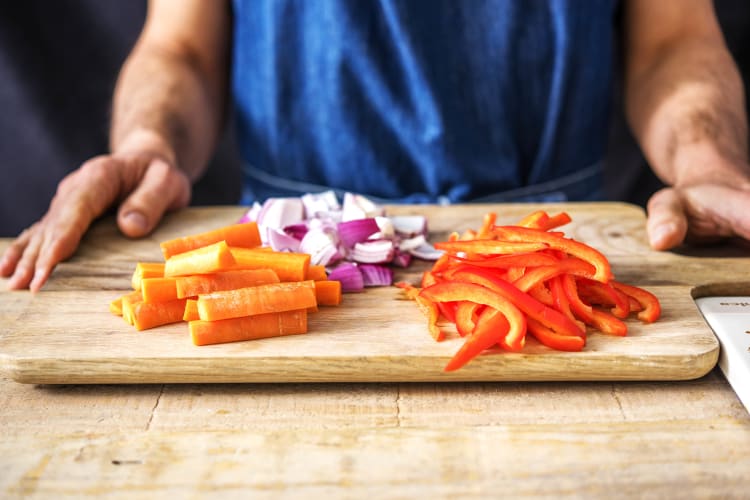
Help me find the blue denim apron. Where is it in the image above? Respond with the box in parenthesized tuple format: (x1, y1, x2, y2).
(231, 0, 617, 205)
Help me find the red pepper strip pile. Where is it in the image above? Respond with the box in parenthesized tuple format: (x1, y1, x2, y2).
(398, 210, 662, 371)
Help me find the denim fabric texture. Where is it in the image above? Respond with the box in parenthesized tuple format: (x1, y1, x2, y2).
(232, 0, 617, 204)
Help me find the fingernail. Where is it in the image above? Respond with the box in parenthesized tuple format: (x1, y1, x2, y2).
(123, 211, 148, 233)
(651, 223, 675, 247)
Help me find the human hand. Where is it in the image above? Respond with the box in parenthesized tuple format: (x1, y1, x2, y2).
(0, 152, 191, 292)
(645, 182, 750, 250)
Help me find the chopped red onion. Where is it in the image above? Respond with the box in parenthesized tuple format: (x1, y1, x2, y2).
(299, 227, 341, 266)
(283, 223, 309, 241)
(327, 262, 364, 292)
(391, 250, 413, 268)
(238, 191, 440, 290)
(266, 228, 301, 253)
(341, 192, 384, 221)
(337, 218, 380, 248)
(409, 242, 444, 261)
(359, 264, 394, 287)
(350, 239, 395, 264)
(302, 190, 340, 219)
(373, 216, 395, 239)
(397, 234, 427, 252)
(390, 215, 428, 237)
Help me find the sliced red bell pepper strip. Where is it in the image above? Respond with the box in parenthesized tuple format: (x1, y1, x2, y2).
(454, 301, 482, 337)
(511, 257, 596, 293)
(611, 281, 661, 323)
(433, 239, 549, 256)
(517, 211, 572, 231)
(517, 210, 549, 229)
(527, 282, 555, 306)
(476, 212, 498, 239)
(549, 275, 586, 333)
(444, 308, 510, 371)
(526, 317, 585, 351)
(419, 281, 527, 351)
(492, 225, 613, 283)
(415, 295, 444, 342)
(576, 278, 630, 319)
(560, 274, 595, 324)
(590, 308, 628, 336)
(559, 274, 626, 335)
(445, 265, 584, 338)
(452, 252, 559, 269)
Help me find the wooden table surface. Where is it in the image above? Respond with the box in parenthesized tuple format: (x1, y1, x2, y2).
(1, 204, 749, 499)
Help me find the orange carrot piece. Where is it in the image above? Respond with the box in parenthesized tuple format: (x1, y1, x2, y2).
(131, 262, 165, 290)
(305, 264, 328, 281)
(175, 269, 280, 298)
(160, 222, 262, 259)
(164, 241, 236, 277)
(112, 290, 143, 317)
(183, 299, 200, 321)
(141, 277, 179, 303)
(131, 298, 188, 331)
(189, 309, 308, 346)
(110, 297, 123, 316)
(121, 290, 144, 326)
(197, 280, 317, 321)
(314, 280, 342, 306)
(229, 247, 310, 282)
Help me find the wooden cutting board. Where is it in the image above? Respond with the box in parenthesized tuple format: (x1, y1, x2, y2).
(1, 202, 743, 384)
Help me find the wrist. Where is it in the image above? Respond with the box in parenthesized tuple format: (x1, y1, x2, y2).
(669, 141, 750, 189)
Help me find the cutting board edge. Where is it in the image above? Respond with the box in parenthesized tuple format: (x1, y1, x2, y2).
(0, 345, 719, 385)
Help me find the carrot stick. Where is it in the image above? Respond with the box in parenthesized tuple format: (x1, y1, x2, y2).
(229, 247, 310, 282)
(110, 297, 124, 316)
(175, 269, 280, 299)
(141, 277, 179, 303)
(183, 299, 200, 321)
(131, 262, 165, 290)
(189, 309, 308, 346)
(160, 222, 262, 259)
(112, 290, 144, 318)
(164, 241, 236, 277)
(305, 264, 328, 281)
(314, 280, 342, 306)
(121, 290, 144, 326)
(130, 298, 189, 331)
(197, 280, 317, 321)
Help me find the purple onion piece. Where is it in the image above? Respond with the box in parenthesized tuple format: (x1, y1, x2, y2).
(299, 227, 341, 266)
(257, 197, 305, 230)
(359, 264, 394, 287)
(328, 262, 364, 292)
(390, 215, 428, 237)
(391, 250, 413, 268)
(337, 218, 380, 248)
(301, 190, 340, 219)
(341, 192, 384, 221)
(350, 239, 395, 264)
(396, 234, 427, 252)
(283, 222, 309, 241)
(266, 228, 301, 253)
(409, 242, 444, 261)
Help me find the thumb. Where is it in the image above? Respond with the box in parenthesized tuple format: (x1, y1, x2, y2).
(117, 157, 191, 238)
(645, 187, 689, 250)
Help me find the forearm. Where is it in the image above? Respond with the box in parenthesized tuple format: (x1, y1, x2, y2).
(110, 1, 230, 182)
(625, 29, 750, 189)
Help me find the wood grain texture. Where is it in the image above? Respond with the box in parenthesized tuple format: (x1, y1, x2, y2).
(0, 203, 733, 384)
(1, 205, 750, 497)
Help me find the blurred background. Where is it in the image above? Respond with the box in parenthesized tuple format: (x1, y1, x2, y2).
(0, 0, 748, 236)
